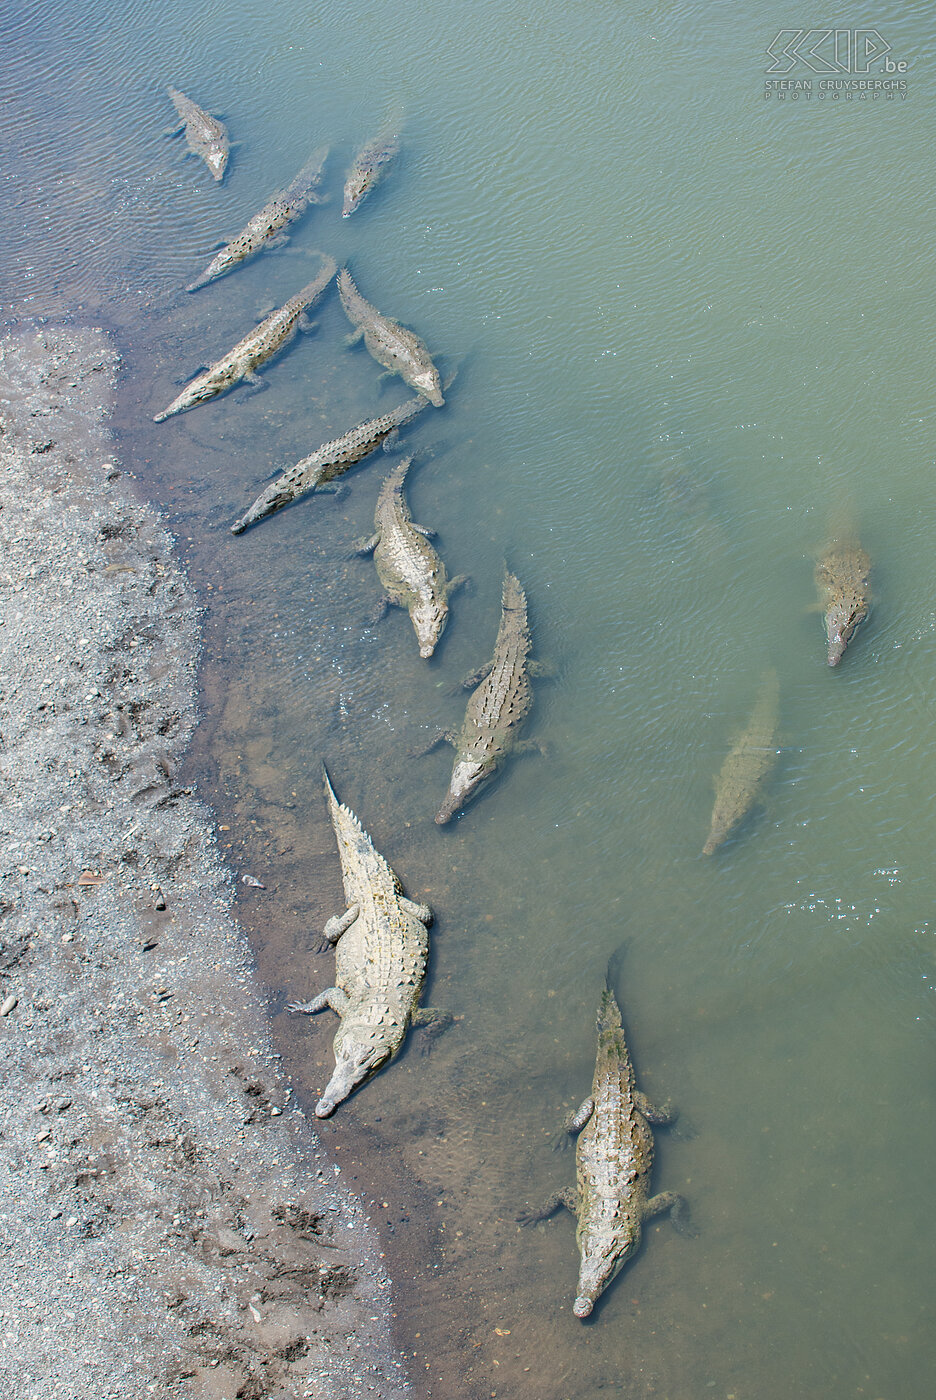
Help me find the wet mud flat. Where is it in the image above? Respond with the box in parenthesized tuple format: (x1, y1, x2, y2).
(0, 326, 410, 1400)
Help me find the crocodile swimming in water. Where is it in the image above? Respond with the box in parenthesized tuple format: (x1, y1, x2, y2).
(814, 537, 871, 666)
(342, 129, 400, 216)
(153, 254, 336, 423)
(338, 268, 444, 406)
(703, 667, 779, 855)
(230, 393, 429, 534)
(186, 146, 329, 291)
(518, 970, 692, 1319)
(166, 86, 229, 181)
(417, 569, 544, 824)
(287, 766, 447, 1117)
(354, 456, 468, 658)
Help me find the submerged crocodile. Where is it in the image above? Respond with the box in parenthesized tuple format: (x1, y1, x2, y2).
(342, 129, 400, 216)
(703, 667, 779, 855)
(814, 538, 871, 666)
(153, 254, 336, 423)
(518, 972, 692, 1319)
(287, 766, 447, 1117)
(230, 393, 429, 534)
(186, 146, 329, 291)
(339, 268, 444, 406)
(354, 456, 468, 658)
(418, 569, 544, 824)
(166, 86, 229, 181)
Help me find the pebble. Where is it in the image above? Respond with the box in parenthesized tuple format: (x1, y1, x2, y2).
(0, 994, 17, 1017)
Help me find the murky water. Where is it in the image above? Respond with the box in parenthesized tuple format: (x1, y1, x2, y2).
(4, 1, 935, 1395)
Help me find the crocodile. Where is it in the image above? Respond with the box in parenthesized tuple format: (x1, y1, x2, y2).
(814, 538, 871, 666)
(419, 569, 544, 824)
(287, 766, 447, 1117)
(338, 268, 444, 406)
(354, 456, 468, 658)
(166, 86, 229, 181)
(703, 667, 779, 855)
(153, 254, 336, 423)
(186, 146, 329, 291)
(518, 972, 692, 1319)
(230, 393, 429, 534)
(342, 129, 400, 216)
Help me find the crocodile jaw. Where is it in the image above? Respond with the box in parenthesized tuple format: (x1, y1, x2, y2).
(435, 759, 491, 825)
(411, 369, 443, 408)
(825, 599, 867, 666)
(316, 1038, 389, 1117)
(412, 597, 447, 658)
(207, 147, 228, 180)
(574, 1235, 635, 1319)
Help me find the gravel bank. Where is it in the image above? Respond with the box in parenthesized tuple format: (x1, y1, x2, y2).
(0, 326, 410, 1400)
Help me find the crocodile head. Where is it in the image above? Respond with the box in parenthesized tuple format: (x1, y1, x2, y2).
(316, 1036, 390, 1118)
(824, 592, 869, 666)
(206, 145, 228, 181)
(411, 368, 444, 408)
(412, 596, 448, 659)
(573, 1230, 638, 1318)
(435, 758, 494, 825)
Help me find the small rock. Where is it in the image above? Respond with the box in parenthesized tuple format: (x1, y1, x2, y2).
(0, 994, 17, 1017)
(241, 874, 266, 889)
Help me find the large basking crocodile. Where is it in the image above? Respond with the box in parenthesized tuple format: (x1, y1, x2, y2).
(230, 393, 429, 534)
(166, 86, 229, 182)
(287, 767, 447, 1117)
(342, 129, 400, 216)
(354, 456, 468, 658)
(153, 254, 336, 422)
(338, 268, 444, 406)
(814, 537, 871, 666)
(418, 569, 544, 824)
(186, 146, 330, 291)
(703, 667, 779, 855)
(518, 973, 692, 1319)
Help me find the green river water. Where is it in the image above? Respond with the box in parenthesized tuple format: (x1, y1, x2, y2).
(2, 1, 934, 1396)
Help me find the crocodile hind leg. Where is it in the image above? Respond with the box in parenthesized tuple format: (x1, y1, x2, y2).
(286, 986, 350, 1017)
(517, 1185, 578, 1227)
(642, 1190, 696, 1236)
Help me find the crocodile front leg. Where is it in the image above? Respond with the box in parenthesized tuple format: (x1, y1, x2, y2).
(286, 986, 350, 1017)
(322, 904, 360, 944)
(554, 1097, 594, 1151)
(517, 1185, 578, 1226)
(411, 1007, 454, 1051)
(408, 728, 457, 758)
(634, 1091, 676, 1125)
(642, 1191, 695, 1235)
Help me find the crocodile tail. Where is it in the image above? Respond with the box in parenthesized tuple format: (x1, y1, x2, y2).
(500, 568, 527, 614)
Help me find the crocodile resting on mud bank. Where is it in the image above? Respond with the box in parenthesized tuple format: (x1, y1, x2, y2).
(354, 456, 468, 658)
(288, 767, 450, 1117)
(186, 145, 330, 291)
(153, 254, 336, 421)
(338, 267, 444, 406)
(417, 568, 546, 823)
(230, 391, 429, 534)
(519, 972, 693, 1319)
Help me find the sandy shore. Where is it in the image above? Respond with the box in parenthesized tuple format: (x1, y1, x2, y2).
(0, 327, 410, 1400)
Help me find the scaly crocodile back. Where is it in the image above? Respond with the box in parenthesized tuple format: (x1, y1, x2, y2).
(467, 569, 533, 739)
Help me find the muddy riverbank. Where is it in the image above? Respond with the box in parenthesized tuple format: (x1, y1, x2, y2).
(0, 325, 411, 1400)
